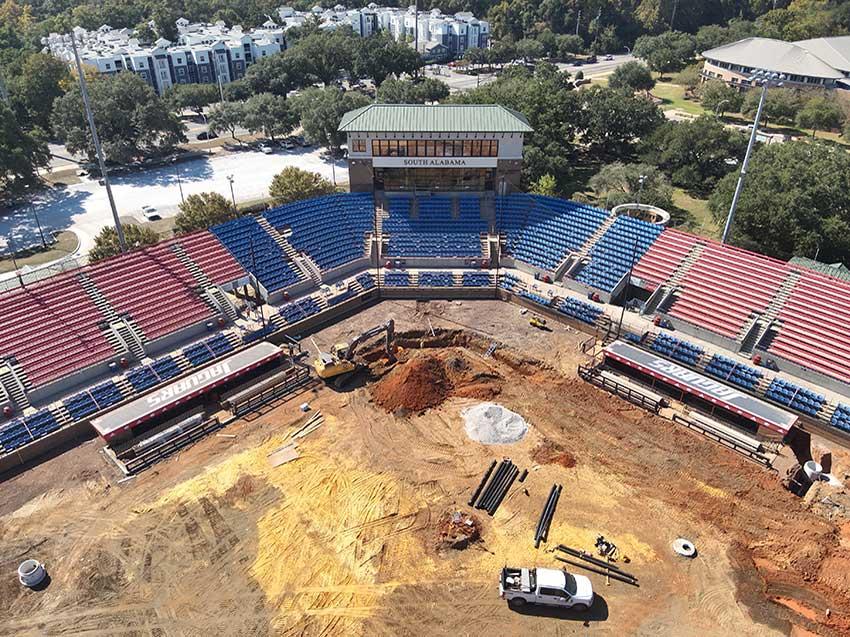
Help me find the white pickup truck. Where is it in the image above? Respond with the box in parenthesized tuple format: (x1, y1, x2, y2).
(500, 566, 594, 611)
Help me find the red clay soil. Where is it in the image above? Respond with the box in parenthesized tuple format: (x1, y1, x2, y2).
(372, 355, 451, 413)
(531, 439, 577, 469)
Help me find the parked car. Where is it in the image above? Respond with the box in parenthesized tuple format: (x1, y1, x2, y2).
(281, 140, 296, 150)
(259, 144, 274, 154)
(141, 205, 161, 221)
(197, 131, 219, 141)
(500, 566, 594, 611)
(604, 54, 614, 61)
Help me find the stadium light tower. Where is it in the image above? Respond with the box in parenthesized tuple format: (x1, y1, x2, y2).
(720, 69, 784, 245)
(66, 32, 127, 253)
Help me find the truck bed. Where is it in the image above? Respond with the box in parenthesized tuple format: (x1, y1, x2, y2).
(501, 567, 533, 593)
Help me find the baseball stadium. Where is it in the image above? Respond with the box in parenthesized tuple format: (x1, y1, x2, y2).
(2, 104, 850, 636)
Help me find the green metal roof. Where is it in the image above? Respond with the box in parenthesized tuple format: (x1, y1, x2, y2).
(789, 256, 850, 282)
(338, 104, 533, 133)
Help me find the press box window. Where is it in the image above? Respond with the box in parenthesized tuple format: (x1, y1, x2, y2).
(352, 139, 366, 153)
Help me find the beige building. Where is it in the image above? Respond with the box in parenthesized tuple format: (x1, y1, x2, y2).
(701, 36, 849, 90)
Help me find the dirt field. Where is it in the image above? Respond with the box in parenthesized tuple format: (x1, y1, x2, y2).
(1, 300, 849, 636)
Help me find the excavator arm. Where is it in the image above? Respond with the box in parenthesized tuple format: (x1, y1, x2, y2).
(344, 319, 395, 362)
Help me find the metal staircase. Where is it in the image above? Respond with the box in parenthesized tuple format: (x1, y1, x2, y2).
(171, 243, 212, 288)
(764, 270, 802, 321)
(77, 272, 119, 322)
(205, 286, 239, 322)
(257, 216, 321, 285)
(0, 360, 30, 410)
(299, 254, 323, 286)
(737, 270, 802, 354)
(642, 243, 708, 317)
(568, 215, 619, 277)
(667, 243, 707, 287)
(173, 351, 193, 372)
(112, 319, 147, 360)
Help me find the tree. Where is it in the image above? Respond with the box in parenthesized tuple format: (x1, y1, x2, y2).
(207, 101, 245, 141)
(641, 116, 747, 195)
(174, 192, 238, 234)
(7, 52, 69, 131)
(242, 93, 298, 141)
(633, 31, 696, 79)
(672, 63, 703, 92)
(289, 29, 357, 86)
(269, 166, 337, 205)
(376, 78, 450, 104)
(0, 101, 49, 202)
(698, 80, 743, 115)
(555, 34, 584, 59)
(588, 162, 673, 210)
(742, 87, 804, 125)
(796, 95, 845, 137)
(515, 38, 545, 62)
(291, 87, 370, 153)
(530, 174, 557, 196)
(608, 61, 656, 93)
(578, 85, 664, 156)
(352, 31, 422, 85)
(51, 73, 185, 164)
(221, 79, 252, 102)
(708, 141, 850, 261)
(166, 83, 219, 117)
(244, 53, 309, 96)
(89, 224, 160, 262)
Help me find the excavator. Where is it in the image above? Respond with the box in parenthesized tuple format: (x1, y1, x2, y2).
(312, 319, 396, 384)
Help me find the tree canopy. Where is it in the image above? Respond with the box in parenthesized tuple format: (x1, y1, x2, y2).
(698, 79, 743, 115)
(89, 224, 160, 262)
(291, 87, 370, 153)
(641, 116, 747, 196)
(608, 60, 656, 93)
(588, 162, 673, 210)
(241, 93, 298, 141)
(633, 31, 696, 79)
(207, 101, 245, 141)
(165, 83, 219, 117)
(708, 141, 850, 262)
(0, 101, 49, 201)
(578, 85, 664, 156)
(795, 95, 846, 136)
(174, 192, 238, 234)
(269, 166, 337, 206)
(51, 72, 185, 163)
(377, 78, 450, 104)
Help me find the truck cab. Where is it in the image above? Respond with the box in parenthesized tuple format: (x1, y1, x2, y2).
(499, 566, 594, 610)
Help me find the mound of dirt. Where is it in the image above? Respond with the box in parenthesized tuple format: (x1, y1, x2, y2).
(372, 355, 451, 413)
(463, 403, 528, 445)
(436, 510, 481, 550)
(532, 439, 576, 469)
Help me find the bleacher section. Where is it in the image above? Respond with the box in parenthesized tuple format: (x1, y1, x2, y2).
(419, 272, 454, 287)
(89, 245, 213, 341)
(151, 356, 181, 381)
(664, 243, 790, 339)
(500, 272, 525, 292)
(632, 229, 704, 291)
(127, 365, 159, 392)
(357, 273, 376, 290)
(462, 272, 492, 287)
(265, 193, 374, 271)
(651, 334, 704, 367)
(177, 231, 247, 285)
(384, 196, 487, 257)
(554, 296, 602, 325)
(575, 216, 664, 292)
(0, 273, 114, 387)
(383, 272, 410, 287)
(63, 392, 99, 421)
(765, 378, 825, 418)
(0, 409, 60, 452)
(89, 381, 124, 409)
(182, 333, 235, 368)
(832, 404, 850, 433)
(278, 296, 322, 324)
(704, 354, 762, 391)
(767, 271, 850, 385)
(211, 217, 303, 292)
(498, 195, 608, 271)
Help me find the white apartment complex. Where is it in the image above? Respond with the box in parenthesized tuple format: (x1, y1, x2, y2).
(43, 5, 489, 94)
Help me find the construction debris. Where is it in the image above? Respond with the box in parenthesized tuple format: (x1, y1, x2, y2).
(290, 411, 324, 439)
(470, 459, 520, 516)
(534, 484, 562, 548)
(268, 444, 299, 468)
(672, 538, 697, 558)
(436, 510, 480, 550)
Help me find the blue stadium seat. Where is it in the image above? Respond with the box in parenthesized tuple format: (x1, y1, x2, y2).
(151, 356, 181, 381)
(651, 334, 704, 367)
(704, 354, 762, 390)
(90, 381, 124, 409)
(519, 290, 552, 307)
(63, 392, 99, 421)
(265, 193, 374, 271)
(574, 216, 664, 292)
(357, 273, 376, 290)
(278, 296, 322, 324)
(554, 296, 602, 326)
(462, 272, 492, 287)
(183, 341, 215, 367)
(419, 272, 454, 287)
(385, 196, 487, 257)
(206, 333, 233, 356)
(127, 365, 159, 392)
(383, 272, 410, 287)
(831, 404, 850, 433)
(0, 418, 33, 452)
(211, 217, 303, 292)
(498, 195, 609, 271)
(765, 378, 825, 417)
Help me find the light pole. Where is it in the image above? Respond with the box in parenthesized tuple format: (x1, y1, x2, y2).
(172, 158, 185, 204)
(23, 185, 47, 249)
(7, 232, 23, 286)
(67, 32, 127, 253)
(721, 70, 784, 245)
(226, 174, 236, 208)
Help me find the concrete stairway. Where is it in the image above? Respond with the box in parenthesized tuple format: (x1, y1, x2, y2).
(205, 286, 239, 322)
(567, 215, 619, 278)
(112, 319, 147, 360)
(0, 361, 30, 410)
(171, 243, 212, 288)
(77, 272, 119, 322)
(257, 216, 321, 285)
(667, 243, 707, 288)
(114, 376, 134, 398)
(737, 270, 803, 354)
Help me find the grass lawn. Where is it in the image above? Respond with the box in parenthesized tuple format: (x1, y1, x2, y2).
(651, 82, 706, 116)
(671, 188, 720, 239)
(0, 230, 79, 273)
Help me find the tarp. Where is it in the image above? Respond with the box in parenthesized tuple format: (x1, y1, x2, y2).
(91, 342, 281, 441)
(603, 341, 797, 434)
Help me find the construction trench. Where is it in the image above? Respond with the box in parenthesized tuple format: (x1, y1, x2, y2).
(1, 299, 850, 637)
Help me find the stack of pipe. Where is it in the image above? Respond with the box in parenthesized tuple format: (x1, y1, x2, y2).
(554, 545, 639, 586)
(469, 459, 520, 516)
(534, 484, 562, 548)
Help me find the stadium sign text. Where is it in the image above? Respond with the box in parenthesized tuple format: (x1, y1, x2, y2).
(146, 361, 232, 406)
(648, 358, 744, 401)
(372, 157, 498, 168)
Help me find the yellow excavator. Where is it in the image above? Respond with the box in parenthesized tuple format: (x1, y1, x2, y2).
(312, 319, 396, 382)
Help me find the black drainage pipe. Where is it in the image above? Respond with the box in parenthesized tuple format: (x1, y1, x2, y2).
(468, 459, 497, 507)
